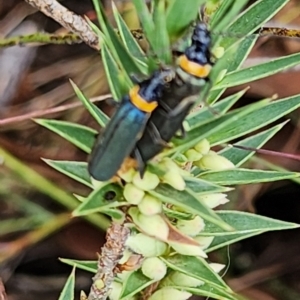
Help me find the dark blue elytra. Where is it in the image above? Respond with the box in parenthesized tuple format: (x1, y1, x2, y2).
(133, 22, 213, 171)
(88, 68, 174, 181)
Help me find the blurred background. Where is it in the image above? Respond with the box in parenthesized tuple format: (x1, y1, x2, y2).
(1, 0, 300, 299)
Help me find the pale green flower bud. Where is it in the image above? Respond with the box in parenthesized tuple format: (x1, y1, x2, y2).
(184, 149, 203, 162)
(94, 278, 104, 289)
(194, 151, 234, 170)
(123, 183, 145, 204)
(169, 271, 204, 287)
(205, 0, 219, 15)
(118, 167, 136, 182)
(108, 281, 122, 300)
(142, 257, 167, 281)
(169, 241, 207, 257)
(148, 287, 192, 300)
(176, 216, 205, 236)
(198, 193, 229, 208)
(118, 248, 132, 264)
(159, 157, 186, 190)
(194, 236, 214, 250)
(209, 262, 225, 273)
(128, 207, 169, 241)
(138, 194, 162, 215)
(126, 233, 168, 257)
(162, 171, 186, 191)
(160, 157, 181, 171)
(212, 46, 225, 59)
(194, 139, 210, 155)
(133, 171, 160, 191)
(215, 68, 227, 84)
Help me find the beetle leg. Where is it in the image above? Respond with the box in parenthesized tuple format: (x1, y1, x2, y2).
(168, 95, 197, 117)
(166, 96, 196, 138)
(158, 100, 172, 112)
(147, 122, 170, 147)
(176, 124, 186, 138)
(134, 148, 146, 178)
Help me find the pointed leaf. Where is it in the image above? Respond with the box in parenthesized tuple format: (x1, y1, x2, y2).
(219, 121, 288, 166)
(58, 267, 75, 300)
(70, 80, 109, 127)
(207, 231, 264, 252)
(73, 184, 124, 216)
(35, 119, 96, 153)
(60, 258, 97, 273)
(166, 0, 206, 39)
(93, 1, 142, 77)
(209, 95, 300, 145)
(162, 254, 229, 289)
(205, 210, 300, 235)
(221, 0, 289, 49)
(153, 0, 171, 63)
(185, 89, 247, 131)
(112, 2, 149, 72)
(101, 44, 124, 100)
(120, 270, 155, 299)
(215, 52, 300, 90)
(132, 0, 155, 40)
(149, 184, 233, 231)
(199, 168, 299, 185)
(185, 177, 231, 194)
(167, 99, 269, 155)
(210, 0, 248, 33)
(183, 284, 238, 300)
(208, 35, 257, 104)
(201, 210, 300, 252)
(43, 160, 92, 187)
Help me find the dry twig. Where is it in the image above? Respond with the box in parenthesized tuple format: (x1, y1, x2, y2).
(24, 0, 100, 50)
(0, 94, 112, 127)
(88, 223, 130, 300)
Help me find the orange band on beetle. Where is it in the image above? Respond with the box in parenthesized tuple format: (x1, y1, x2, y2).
(129, 85, 158, 113)
(178, 55, 212, 78)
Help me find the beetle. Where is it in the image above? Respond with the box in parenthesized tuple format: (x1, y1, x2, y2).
(133, 22, 213, 172)
(88, 68, 175, 181)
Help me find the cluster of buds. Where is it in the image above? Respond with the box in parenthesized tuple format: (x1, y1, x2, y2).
(184, 139, 235, 170)
(108, 234, 169, 300)
(107, 140, 232, 300)
(120, 157, 186, 215)
(148, 262, 225, 300)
